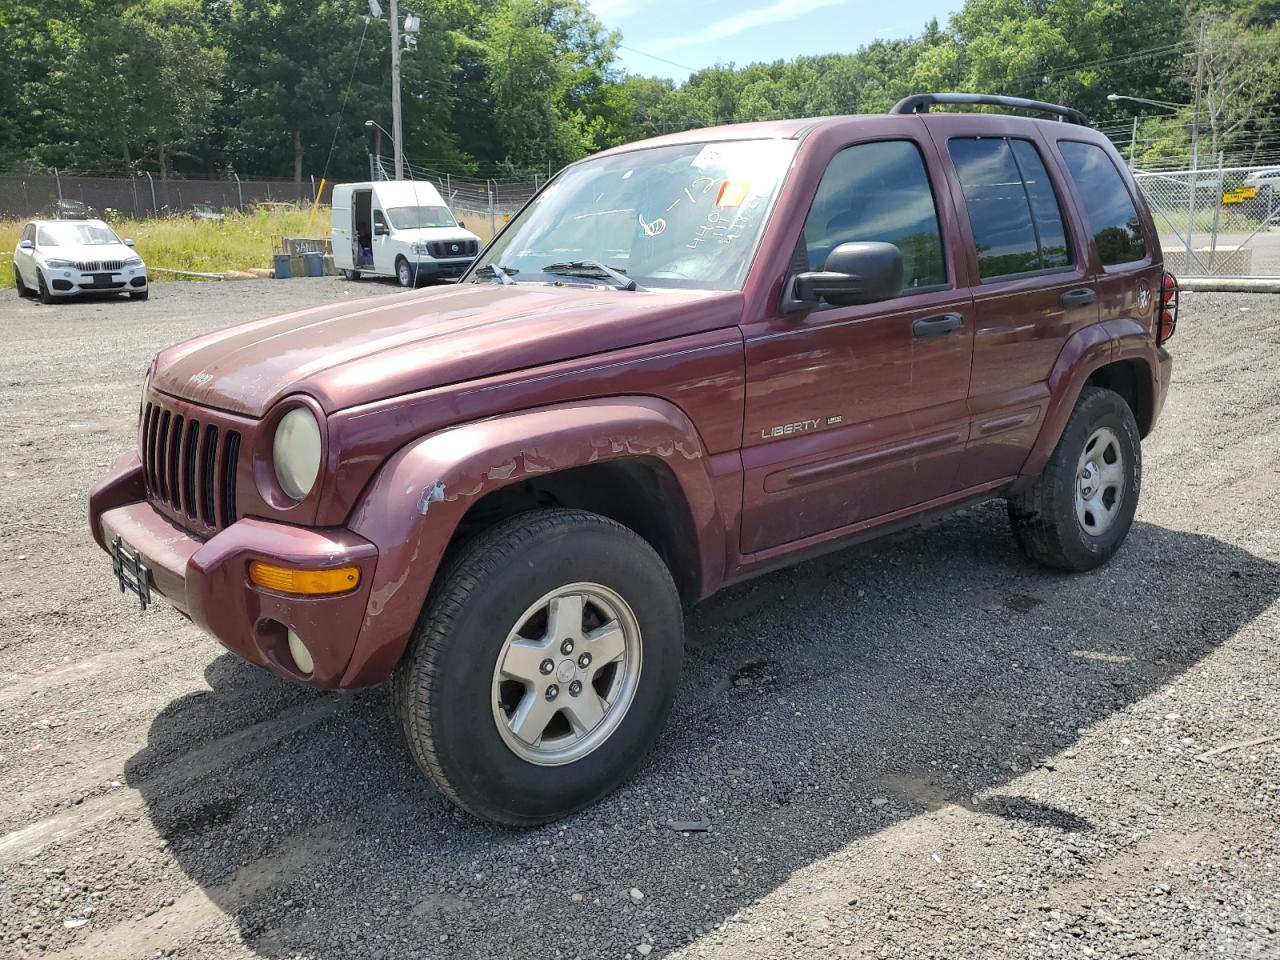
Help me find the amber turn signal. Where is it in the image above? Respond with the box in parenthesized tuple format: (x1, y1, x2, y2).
(248, 561, 361, 595)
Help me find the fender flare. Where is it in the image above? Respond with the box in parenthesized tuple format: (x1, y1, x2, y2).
(339, 396, 724, 687)
(1019, 320, 1159, 482)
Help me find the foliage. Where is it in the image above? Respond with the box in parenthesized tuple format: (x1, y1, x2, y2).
(1, 0, 1277, 179)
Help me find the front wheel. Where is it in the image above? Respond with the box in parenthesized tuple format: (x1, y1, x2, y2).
(37, 271, 54, 305)
(395, 257, 416, 288)
(393, 509, 684, 825)
(14, 266, 32, 298)
(129, 288, 149, 301)
(1008, 386, 1141, 571)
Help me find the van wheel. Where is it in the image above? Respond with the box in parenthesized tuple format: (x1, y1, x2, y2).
(37, 272, 54, 304)
(341, 268, 361, 281)
(1008, 386, 1141, 571)
(396, 257, 416, 288)
(393, 509, 683, 825)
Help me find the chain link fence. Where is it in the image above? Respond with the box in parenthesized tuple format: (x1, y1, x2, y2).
(1132, 165, 1280, 278)
(0, 170, 326, 222)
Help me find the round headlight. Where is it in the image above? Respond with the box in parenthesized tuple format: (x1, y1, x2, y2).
(273, 407, 322, 501)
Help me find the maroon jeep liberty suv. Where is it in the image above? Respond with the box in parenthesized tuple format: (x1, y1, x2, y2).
(90, 94, 1177, 825)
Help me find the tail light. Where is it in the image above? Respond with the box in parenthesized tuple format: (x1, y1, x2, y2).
(1158, 271, 1178, 345)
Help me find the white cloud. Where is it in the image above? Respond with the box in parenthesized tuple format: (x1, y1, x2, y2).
(590, 0, 634, 19)
(651, 0, 846, 51)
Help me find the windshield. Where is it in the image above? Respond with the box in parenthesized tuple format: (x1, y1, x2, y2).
(38, 222, 120, 246)
(470, 139, 797, 291)
(386, 205, 457, 229)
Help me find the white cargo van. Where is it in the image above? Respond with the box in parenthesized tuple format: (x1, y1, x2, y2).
(331, 181, 481, 287)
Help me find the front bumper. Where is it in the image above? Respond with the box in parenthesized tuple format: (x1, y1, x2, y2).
(89, 453, 378, 688)
(409, 256, 475, 279)
(46, 265, 148, 295)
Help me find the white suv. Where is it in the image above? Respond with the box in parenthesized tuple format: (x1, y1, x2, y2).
(13, 219, 150, 303)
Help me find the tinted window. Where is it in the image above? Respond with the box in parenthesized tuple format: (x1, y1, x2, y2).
(1011, 140, 1071, 269)
(802, 140, 946, 290)
(950, 138, 1073, 279)
(1058, 140, 1147, 266)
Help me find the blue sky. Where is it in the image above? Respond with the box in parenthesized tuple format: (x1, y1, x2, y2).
(590, 0, 962, 81)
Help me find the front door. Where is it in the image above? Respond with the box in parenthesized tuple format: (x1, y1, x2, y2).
(15, 224, 36, 286)
(372, 207, 394, 274)
(740, 135, 975, 555)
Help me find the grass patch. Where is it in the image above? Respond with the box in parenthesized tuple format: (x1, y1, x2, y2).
(1, 209, 329, 283)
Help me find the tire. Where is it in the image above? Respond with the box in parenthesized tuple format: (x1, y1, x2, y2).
(393, 509, 683, 825)
(129, 289, 149, 301)
(395, 257, 416, 288)
(37, 271, 54, 305)
(341, 268, 361, 281)
(1008, 386, 1141, 571)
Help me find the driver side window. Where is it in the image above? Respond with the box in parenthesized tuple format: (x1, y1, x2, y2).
(801, 140, 947, 291)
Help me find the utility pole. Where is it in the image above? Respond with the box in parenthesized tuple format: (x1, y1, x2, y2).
(389, 0, 404, 180)
(1186, 15, 1206, 272)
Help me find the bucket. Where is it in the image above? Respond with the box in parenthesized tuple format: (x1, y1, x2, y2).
(303, 251, 324, 277)
(272, 253, 292, 279)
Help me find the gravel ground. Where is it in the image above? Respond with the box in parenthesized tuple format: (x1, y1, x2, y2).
(1, 279, 1278, 960)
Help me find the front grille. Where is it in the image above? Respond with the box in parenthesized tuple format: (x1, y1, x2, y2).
(141, 400, 242, 531)
(76, 259, 124, 272)
(427, 239, 478, 258)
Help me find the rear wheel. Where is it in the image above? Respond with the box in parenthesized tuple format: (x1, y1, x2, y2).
(341, 268, 361, 281)
(393, 509, 683, 825)
(1008, 386, 1141, 571)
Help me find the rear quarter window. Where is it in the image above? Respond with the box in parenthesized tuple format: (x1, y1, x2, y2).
(1058, 140, 1147, 267)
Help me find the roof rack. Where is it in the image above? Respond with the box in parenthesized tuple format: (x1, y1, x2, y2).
(890, 93, 1089, 126)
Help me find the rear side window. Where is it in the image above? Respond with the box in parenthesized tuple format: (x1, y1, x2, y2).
(1058, 140, 1147, 266)
(949, 138, 1073, 280)
(801, 140, 946, 291)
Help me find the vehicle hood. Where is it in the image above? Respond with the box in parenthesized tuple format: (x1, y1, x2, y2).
(395, 226, 480, 243)
(151, 282, 743, 417)
(41, 242, 136, 263)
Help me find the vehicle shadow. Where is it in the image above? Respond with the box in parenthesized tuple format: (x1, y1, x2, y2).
(125, 504, 1280, 958)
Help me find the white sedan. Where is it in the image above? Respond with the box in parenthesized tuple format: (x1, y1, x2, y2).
(13, 219, 149, 303)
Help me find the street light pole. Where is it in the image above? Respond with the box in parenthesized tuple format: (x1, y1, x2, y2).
(389, 0, 404, 180)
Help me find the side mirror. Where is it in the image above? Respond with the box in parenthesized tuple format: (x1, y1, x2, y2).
(784, 241, 903, 312)
(18, 240, 34, 250)
(374, 222, 389, 237)
(457, 220, 465, 228)
(124, 238, 135, 247)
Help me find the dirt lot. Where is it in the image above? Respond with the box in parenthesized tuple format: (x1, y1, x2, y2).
(1, 279, 1278, 960)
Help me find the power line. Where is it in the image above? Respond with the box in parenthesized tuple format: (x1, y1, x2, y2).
(617, 44, 699, 73)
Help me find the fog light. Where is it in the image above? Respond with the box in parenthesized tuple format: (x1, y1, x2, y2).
(249, 561, 360, 594)
(287, 628, 314, 675)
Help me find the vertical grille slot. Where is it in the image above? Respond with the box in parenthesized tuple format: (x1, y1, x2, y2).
(200, 426, 219, 526)
(222, 432, 241, 527)
(166, 415, 184, 511)
(154, 410, 171, 501)
(182, 419, 199, 518)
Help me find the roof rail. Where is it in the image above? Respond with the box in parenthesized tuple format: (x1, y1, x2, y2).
(890, 93, 1089, 126)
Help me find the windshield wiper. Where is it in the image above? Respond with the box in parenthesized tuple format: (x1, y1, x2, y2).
(541, 260, 639, 291)
(473, 262, 517, 285)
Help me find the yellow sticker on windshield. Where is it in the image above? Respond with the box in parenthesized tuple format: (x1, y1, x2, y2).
(716, 181, 751, 207)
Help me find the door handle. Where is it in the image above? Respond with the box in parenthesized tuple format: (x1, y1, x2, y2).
(1060, 287, 1098, 309)
(912, 312, 964, 338)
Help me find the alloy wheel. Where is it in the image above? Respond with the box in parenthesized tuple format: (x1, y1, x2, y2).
(490, 582, 642, 766)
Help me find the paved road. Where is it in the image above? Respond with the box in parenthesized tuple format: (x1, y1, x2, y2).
(1, 280, 1277, 959)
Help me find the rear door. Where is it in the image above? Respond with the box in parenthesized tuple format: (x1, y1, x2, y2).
(740, 128, 975, 555)
(1053, 138, 1163, 348)
(925, 115, 1099, 487)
